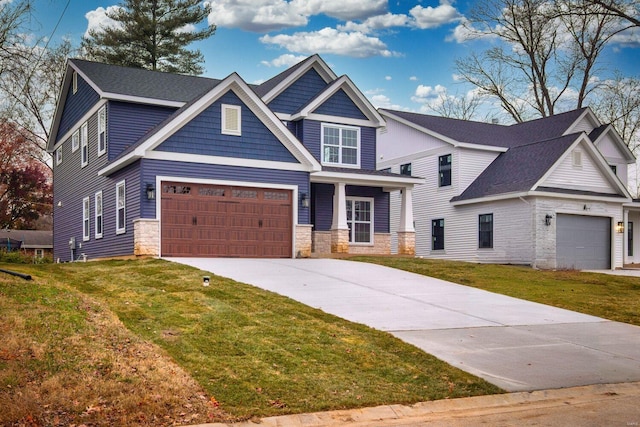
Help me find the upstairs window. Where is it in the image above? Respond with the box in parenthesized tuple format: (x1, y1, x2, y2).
(72, 129, 79, 152)
(95, 191, 103, 239)
(221, 104, 241, 136)
(400, 163, 412, 176)
(55, 147, 62, 165)
(72, 71, 78, 94)
(439, 154, 451, 187)
(116, 180, 126, 234)
(610, 164, 617, 175)
(98, 106, 106, 156)
(322, 124, 360, 168)
(80, 121, 88, 168)
(346, 197, 373, 244)
(479, 213, 493, 249)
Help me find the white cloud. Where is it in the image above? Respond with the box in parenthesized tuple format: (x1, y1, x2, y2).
(612, 27, 640, 49)
(413, 84, 447, 100)
(260, 27, 399, 58)
(410, 76, 418, 81)
(338, 13, 410, 34)
(85, 6, 122, 37)
(385, 75, 392, 80)
(291, 0, 387, 21)
(175, 23, 196, 34)
(261, 54, 308, 67)
(409, 2, 462, 30)
(205, 0, 307, 32)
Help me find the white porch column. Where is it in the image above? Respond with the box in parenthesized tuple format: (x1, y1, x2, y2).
(623, 208, 629, 265)
(397, 186, 416, 255)
(399, 187, 415, 232)
(331, 182, 349, 253)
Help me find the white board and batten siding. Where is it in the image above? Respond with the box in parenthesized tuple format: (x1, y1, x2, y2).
(542, 144, 618, 194)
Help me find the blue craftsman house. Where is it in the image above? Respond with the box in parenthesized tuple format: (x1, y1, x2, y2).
(47, 55, 421, 261)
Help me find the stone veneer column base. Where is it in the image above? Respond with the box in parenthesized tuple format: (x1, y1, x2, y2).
(331, 228, 350, 253)
(397, 231, 416, 256)
(134, 219, 159, 257)
(295, 224, 313, 258)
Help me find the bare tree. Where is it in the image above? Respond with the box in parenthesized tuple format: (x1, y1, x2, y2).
(427, 90, 484, 120)
(455, 0, 631, 122)
(592, 74, 640, 152)
(587, 0, 640, 26)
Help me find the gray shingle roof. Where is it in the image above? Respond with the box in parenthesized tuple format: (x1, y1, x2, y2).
(70, 58, 221, 103)
(254, 55, 315, 98)
(450, 133, 580, 202)
(0, 230, 53, 248)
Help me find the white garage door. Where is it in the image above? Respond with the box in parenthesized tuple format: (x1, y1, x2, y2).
(556, 214, 611, 270)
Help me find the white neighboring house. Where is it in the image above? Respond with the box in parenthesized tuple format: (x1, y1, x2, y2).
(378, 107, 640, 270)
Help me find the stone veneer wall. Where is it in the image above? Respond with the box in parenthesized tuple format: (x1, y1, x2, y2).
(133, 219, 159, 256)
(312, 231, 331, 254)
(295, 224, 313, 258)
(397, 231, 416, 256)
(347, 233, 391, 255)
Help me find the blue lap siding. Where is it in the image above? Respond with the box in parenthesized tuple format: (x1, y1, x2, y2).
(57, 75, 100, 142)
(156, 91, 298, 163)
(313, 89, 368, 120)
(268, 68, 328, 114)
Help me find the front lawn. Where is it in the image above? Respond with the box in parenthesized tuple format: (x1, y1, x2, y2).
(351, 256, 640, 326)
(0, 258, 501, 426)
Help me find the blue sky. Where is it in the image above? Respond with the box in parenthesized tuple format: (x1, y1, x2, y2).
(30, 0, 639, 118)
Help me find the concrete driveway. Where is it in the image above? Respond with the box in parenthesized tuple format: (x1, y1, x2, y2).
(167, 258, 640, 392)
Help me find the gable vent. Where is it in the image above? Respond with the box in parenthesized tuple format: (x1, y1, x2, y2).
(572, 150, 582, 168)
(222, 104, 241, 136)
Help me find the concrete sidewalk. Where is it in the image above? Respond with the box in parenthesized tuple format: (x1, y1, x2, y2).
(190, 382, 640, 427)
(169, 258, 640, 392)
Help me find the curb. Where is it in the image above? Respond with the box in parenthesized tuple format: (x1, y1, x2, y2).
(186, 382, 640, 426)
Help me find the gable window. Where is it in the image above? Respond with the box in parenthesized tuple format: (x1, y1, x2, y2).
(400, 163, 412, 176)
(432, 219, 444, 250)
(629, 221, 633, 257)
(346, 197, 373, 244)
(82, 197, 90, 241)
(98, 106, 106, 156)
(572, 151, 582, 168)
(80, 121, 88, 167)
(610, 164, 617, 175)
(322, 124, 360, 167)
(72, 129, 79, 152)
(116, 180, 126, 234)
(95, 191, 103, 239)
(72, 71, 78, 94)
(221, 104, 241, 136)
(55, 147, 62, 165)
(439, 154, 451, 186)
(479, 213, 493, 249)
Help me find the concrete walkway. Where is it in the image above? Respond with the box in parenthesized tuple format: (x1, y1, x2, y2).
(168, 258, 640, 392)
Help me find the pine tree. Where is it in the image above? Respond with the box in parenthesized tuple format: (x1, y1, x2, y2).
(81, 0, 215, 75)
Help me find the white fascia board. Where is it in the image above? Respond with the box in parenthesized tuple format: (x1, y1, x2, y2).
(262, 55, 337, 104)
(451, 190, 630, 206)
(299, 113, 380, 128)
(47, 62, 75, 151)
(145, 151, 313, 172)
(565, 107, 601, 135)
(311, 170, 424, 188)
(100, 92, 185, 108)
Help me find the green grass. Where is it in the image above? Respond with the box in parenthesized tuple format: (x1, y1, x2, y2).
(0, 258, 501, 425)
(350, 256, 640, 326)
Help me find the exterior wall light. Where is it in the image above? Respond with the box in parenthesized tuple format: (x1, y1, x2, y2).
(300, 192, 310, 208)
(617, 221, 625, 233)
(146, 184, 155, 200)
(545, 214, 553, 226)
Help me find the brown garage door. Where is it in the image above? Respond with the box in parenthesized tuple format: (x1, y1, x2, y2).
(161, 182, 292, 258)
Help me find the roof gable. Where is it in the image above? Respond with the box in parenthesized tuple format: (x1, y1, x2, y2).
(590, 124, 635, 163)
(266, 67, 329, 115)
(99, 72, 321, 176)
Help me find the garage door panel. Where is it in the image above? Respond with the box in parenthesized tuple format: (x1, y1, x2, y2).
(161, 182, 292, 258)
(557, 214, 611, 270)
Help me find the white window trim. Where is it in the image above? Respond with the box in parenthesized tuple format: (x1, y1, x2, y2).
(55, 147, 62, 165)
(221, 104, 241, 136)
(82, 197, 90, 241)
(72, 129, 79, 152)
(72, 71, 78, 94)
(321, 123, 361, 169)
(98, 106, 106, 157)
(95, 191, 103, 239)
(80, 121, 88, 168)
(116, 180, 126, 234)
(346, 196, 374, 245)
(35, 248, 44, 259)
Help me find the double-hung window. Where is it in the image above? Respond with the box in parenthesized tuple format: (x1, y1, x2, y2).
(400, 163, 412, 176)
(116, 181, 126, 234)
(439, 154, 451, 187)
(432, 219, 444, 250)
(98, 106, 106, 156)
(80, 121, 88, 167)
(322, 124, 360, 167)
(346, 197, 373, 244)
(72, 129, 79, 152)
(479, 213, 493, 248)
(55, 147, 62, 165)
(82, 197, 90, 241)
(95, 191, 103, 239)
